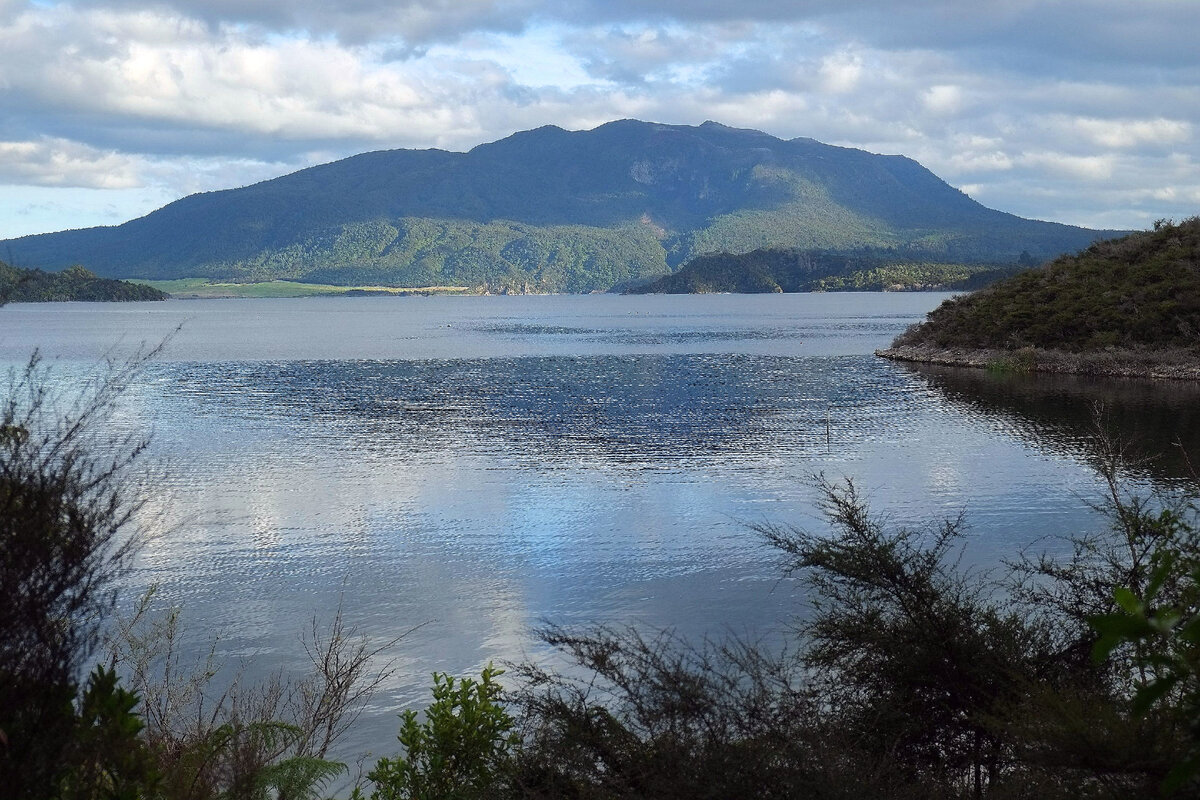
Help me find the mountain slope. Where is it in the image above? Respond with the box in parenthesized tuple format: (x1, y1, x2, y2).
(2, 120, 1122, 292)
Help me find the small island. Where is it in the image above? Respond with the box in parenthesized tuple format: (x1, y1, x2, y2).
(877, 217, 1200, 380)
(0, 262, 168, 302)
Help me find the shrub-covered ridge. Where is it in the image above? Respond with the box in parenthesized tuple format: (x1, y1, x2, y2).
(888, 218, 1200, 354)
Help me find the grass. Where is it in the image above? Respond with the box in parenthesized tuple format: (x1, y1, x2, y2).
(136, 278, 476, 298)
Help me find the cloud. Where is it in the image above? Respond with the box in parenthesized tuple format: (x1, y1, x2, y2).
(922, 84, 963, 116)
(563, 24, 734, 86)
(0, 6, 507, 156)
(69, 0, 541, 45)
(1072, 117, 1190, 150)
(0, 0, 1196, 233)
(1020, 151, 1116, 181)
(0, 137, 141, 188)
(819, 49, 863, 94)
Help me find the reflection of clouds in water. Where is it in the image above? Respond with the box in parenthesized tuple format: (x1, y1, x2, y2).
(7, 295, 973, 763)
(103, 346, 1191, 758)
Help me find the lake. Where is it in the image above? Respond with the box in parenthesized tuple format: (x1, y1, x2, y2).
(4, 292, 1199, 765)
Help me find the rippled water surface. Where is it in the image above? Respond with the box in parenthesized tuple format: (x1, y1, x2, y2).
(4, 293, 1197, 763)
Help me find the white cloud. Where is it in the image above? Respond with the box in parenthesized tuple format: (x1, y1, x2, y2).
(818, 49, 863, 94)
(922, 84, 962, 116)
(0, 137, 141, 188)
(0, 0, 1196, 233)
(1072, 117, 1190, 149)
(945, 149, 1013, 173)
(1020, 151, 1115, 181)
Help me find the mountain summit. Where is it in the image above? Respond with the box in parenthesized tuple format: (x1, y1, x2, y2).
(2, 120, 1121, 292)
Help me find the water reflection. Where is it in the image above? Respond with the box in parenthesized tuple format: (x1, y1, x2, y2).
(12, 295, 1182, 766)
(900, 363, 1200, 487)
(150, 355, 915, 469)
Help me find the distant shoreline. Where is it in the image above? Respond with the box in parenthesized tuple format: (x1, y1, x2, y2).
(141, 278, 478, 299)
(876, 345, 1200, 381)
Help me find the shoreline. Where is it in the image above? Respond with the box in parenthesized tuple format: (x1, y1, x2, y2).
(876, 345, 1200, 381)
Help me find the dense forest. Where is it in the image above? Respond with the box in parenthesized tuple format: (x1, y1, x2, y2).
(890, 218, 1200, 353)
(1, 120, 1119, 293)
(626, 246, 1027, 293)
(0, 262, 167, 302)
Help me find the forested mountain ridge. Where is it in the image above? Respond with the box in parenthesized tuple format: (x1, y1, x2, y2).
(2, 120, 1123, 293)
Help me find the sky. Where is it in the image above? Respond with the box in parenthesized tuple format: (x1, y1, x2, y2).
(0, 0, 1197, 239)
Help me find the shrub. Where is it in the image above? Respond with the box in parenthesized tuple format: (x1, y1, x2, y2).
(0, 351, 159, 797)
(366, 664, 516, 800)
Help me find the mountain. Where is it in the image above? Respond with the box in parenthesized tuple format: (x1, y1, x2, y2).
(1, 120, 1124, 293)
(879, 217, 1200, 378)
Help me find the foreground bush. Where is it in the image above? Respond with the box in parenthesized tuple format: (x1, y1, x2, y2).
(488, 454, 1199, 798)
(0, 352, 158, 798)
(0, 352, 398, 800)
(365, 664, 515, 800)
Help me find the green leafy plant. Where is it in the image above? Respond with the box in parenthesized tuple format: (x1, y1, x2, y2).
(59, 665, 158, 800)
(366, 664, 516, 800)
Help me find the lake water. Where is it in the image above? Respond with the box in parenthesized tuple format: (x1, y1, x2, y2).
(4, 292, 1199, 765)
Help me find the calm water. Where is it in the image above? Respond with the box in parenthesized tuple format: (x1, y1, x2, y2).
(4, 293, 1198, 763)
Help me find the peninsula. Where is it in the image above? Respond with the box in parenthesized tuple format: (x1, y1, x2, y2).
(877, 217, 1200, 379)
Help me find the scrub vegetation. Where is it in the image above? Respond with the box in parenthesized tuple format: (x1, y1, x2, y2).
(887, 218, 1200, 357)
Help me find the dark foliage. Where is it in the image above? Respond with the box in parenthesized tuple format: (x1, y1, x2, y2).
(59, 665, 159, 800)
(506, 627, 830, 799)
(627, 246, 1025, 294)
(893, 217, 1200, 353)
(0, 351, 158, 797)
(0, 262, 167, 302)
(503, 459, 1198, 799)
(757, 479, 1046, 793)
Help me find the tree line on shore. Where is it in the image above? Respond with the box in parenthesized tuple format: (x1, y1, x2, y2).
(0, 262, 167, 302)
(625, 247, 1029, 294)
(3, 354, 1200, 799)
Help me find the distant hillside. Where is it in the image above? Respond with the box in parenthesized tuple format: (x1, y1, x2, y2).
(0, 263, 167, 302)
(880, 218, 1200, 379)
(1, 120, 1122, 293)
(627, 247, 1025, 294)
